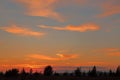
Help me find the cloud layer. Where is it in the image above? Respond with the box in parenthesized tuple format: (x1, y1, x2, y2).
(15, 0, 63, 21)
(27, 53, 78, 61)
(94, 48, 120, 56)
(98, 0, 120, 17)
(39, 23, 100, 32)
(0, 24, 45, 37)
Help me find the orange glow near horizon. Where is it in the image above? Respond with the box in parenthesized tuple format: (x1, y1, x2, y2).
(0, 48, 120, 72)
(0, 62, 118, 73)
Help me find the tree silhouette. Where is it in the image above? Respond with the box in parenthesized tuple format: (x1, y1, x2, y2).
(109, 69, 114, 76)
(54, 72, 60, 76)
(89, 66, 97, 77)
(0, 71, 3, 77)
(0, 65, 120, 80)
(63, 72, 69, 76)
(5, 68, 19, 77)
(116, 65, 120, 76)
(29, 68, 33, 75)
(33, 71, 42, 77)
(20, 68, 27, 80)
(74, 67, 81, 77)
(44, 65, 53, 76)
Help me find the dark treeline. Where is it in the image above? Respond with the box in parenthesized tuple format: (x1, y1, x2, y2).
(0, 65, 120, 80)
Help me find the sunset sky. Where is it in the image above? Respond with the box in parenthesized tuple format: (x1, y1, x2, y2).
(0, 0, 120, 72)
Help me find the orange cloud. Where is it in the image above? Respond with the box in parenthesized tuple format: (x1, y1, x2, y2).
(28, 54, 59, 61)
(0, 24, 45, 37)
(15, 0, 63, 21)
(27, 54, 78, 61)
(39, 23, 100, 32)
(98, 1, 120, 17)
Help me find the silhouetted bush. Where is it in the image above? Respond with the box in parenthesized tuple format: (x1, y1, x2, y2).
(54, 72, 60, 76)
(109, 69, 115, 76)
(5, 68, 19, 77)
(82, 72, 86, 77)
(74, 67, 81, 77)
(63, 72, 69, 76)
(0, 72, 3, 77)
(69, 72, 74, 76)
(43, 65, 53, 76)
(89, 66, 97, 77)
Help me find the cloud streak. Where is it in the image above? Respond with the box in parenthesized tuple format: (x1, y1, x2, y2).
(27, 53, 78, 61)
(15, 0, 63, 21)
(0, 24, 45, 37)
(93, 48, 119, 52)
(94, 48, 120, 57)
(98, 0, 120, 17)
(39, 23, 100, 32)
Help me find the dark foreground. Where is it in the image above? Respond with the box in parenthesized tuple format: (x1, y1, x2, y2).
(0, 65, 120, 80)
(0, 76, 120, 80)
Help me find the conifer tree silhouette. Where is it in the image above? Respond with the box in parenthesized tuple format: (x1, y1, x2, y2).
(89, 66, 97, 77)
(109, 69, 114, 76)
(116, 65, 120, 76)
(20, 68, 27, 80)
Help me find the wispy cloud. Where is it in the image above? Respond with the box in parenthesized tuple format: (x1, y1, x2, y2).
(94, 48, 120, 57)
(94, 48, 119, 53)
(103, 48, 119, 52)
(98, 0, 120, 17)
(39, 23, 100, 32)
(15, 0, 63, 21)
(0, 24, 45, 37)
(27, 53, 78, 61)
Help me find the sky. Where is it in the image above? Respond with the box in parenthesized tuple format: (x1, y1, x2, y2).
(0, 0, 120, 72)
